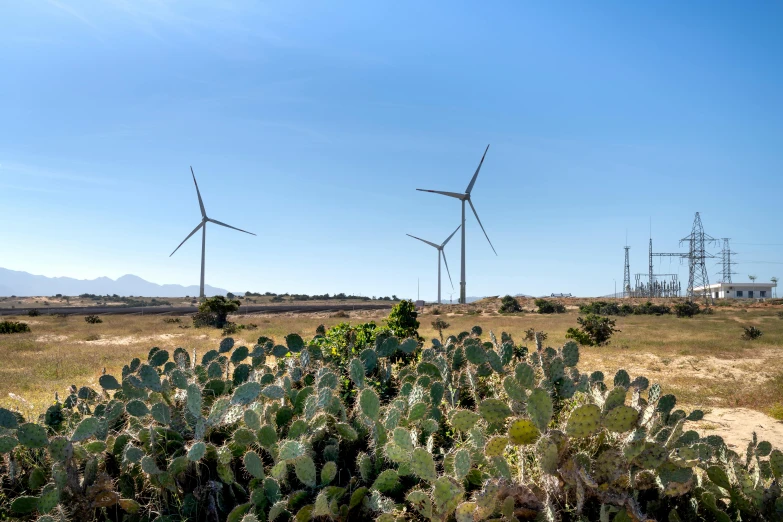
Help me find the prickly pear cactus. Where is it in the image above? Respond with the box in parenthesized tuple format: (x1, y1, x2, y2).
(0, 322, 779, 522)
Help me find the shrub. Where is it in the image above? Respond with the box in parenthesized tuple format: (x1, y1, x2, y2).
(0, 320, 31, 334)
(84, 314, 103, 324)
(674, 301, 701, 318)
(431, 317, 450, 341)
(579, 301, 670, 316)
(499, 295, 522, 313)
(192, 295, 240, 328)
(1, 325, 779, 521)
(386, 299, 420, 339)
(777, 311, 783, 319)
(316, 324, 326, 336)
(742, 325, 763, 341)
(27, 309, 40, 317)
(534, 298, 565, 314)
(523, 328, 548, 343)
(163, 317, 182, 324)
(566, 313, 620, 346)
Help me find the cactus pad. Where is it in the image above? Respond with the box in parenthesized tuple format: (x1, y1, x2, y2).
(411, 447, 437, 482)
(527, 388, 553, 432)
(99, 374, 121, 390)
(186, 384, 202, 417)
(536, 436, 559, 474)
(372, 469, 400, 492)
(485, 436, 508, 457)
(603, 405, 639, 433)
(603, 386, 628, 411)
(455, 501, 477, 522)
(139, 364, 162, 392)
(407, 490, 433, 519)
(562, 341, 579, 366)
(503, 375, 526, 402)
(258, 425, 278, 448)
(566, 404, 601, 438)
(17, 423, 49, 449)
(279, 440, 307, 461)
(508, 418, 540, 445)
(71, 417, 99, 442)
(0, 435, 17, 454)
(465, 342, 487, 365)
(294, 455, 317, 487)
(453, 448, 471, 480)
(432, 476, 464, 517)
(613, 369, 631, 388)
(359, 388, 380, 421)
(769, 449, 783, 480)
(634, 442, 668, 469)
(479, 398, 512, 425)
(593, 448, 626, 484)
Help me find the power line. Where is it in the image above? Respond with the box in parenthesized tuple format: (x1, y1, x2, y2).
(731, 243, 783, 246)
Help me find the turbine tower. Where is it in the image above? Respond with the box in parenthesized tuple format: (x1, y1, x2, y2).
(406, 225, 461, 304)
(417, 145, 497, 304)
(170, 167, 256, 299)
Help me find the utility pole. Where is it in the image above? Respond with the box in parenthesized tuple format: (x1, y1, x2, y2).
(623, 242, 631, 298)
(680, 212, 718, 303)
(772, 276, 778, 298)
(716, 238, 737, 283)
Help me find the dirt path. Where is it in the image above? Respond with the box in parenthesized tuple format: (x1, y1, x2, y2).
(689, 408, 783, 452)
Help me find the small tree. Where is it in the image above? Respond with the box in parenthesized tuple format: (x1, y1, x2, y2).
(749, 275, 757, 283)
(28, 309, 40, 317)
(431, 318, 450, 341)
(386, 299, 420, 339)
(193, 296, 240, 329)
(85, 315, 103, 324)
(499, 295, 522, 313)
(566, 314, 619, 346)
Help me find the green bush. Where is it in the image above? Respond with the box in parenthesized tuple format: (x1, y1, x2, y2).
(498, 295, 522, 313)
(534, 298, 566, 314)
(386, 299, 420, 339)
(0, 320, 31, 334)
(27, 309, 40, 317)
(1, 325, 779, 521)
(579, 301, 670, 316)
(674, 301, 701, 318)
(192, 295, 240, 328)
(566, 314, 620, 346)
(742, 325, 763, 341)
(84, 315, 102, 324)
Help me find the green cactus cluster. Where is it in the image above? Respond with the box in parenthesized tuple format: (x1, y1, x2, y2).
(1, 324, 782, 521)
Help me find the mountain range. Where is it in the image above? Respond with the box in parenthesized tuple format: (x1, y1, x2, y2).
(0, 268, 229, 297)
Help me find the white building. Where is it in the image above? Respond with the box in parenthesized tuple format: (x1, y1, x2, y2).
(694, 282, 777, 300)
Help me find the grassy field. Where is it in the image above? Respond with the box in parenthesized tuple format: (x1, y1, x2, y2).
(1, 299, 782, 423)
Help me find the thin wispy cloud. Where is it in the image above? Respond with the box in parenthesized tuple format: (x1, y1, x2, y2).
(0, 162, 115, 186)
(46, 0, 105, 41)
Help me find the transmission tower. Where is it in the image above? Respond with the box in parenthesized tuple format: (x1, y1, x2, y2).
(679, 212, 718, 303)
(772, 277, 778, 298)
(623, 245, 631, 298)
(716, 238, 737, 283)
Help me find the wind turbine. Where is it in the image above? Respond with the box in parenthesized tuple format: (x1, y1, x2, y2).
(170, 167, 256, 299)
(417, 145, 496, 304)
(406, 225, 461, 304)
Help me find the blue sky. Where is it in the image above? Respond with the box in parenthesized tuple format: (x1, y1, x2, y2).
(1, 1, 781, 299)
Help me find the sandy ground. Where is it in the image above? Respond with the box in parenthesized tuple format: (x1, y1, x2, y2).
(690, 408, 783, 452)
(83, 333, 185, 346)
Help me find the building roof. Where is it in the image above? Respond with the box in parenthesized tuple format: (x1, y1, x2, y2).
(695, 282, 777, 291)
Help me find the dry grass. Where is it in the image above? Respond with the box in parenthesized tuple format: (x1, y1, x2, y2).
(1, 303, 782, 422)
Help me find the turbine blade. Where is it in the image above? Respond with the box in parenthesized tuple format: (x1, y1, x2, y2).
(190, 167, 207, 218)
(468, 199, 497, 255)
(416, 189, 465, 199)
(442, 249, 455, 289)
(441, 224, 461, 247)
(170, 222, 204, 257)
(208, 218, 256, 236)
(465, 144, 490, 195)
(406, 234, 439, 249)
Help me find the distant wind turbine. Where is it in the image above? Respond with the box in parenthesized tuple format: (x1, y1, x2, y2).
(407, 224, 461, 304)
(417, 145, 497, 304)
(170, 167, 256, 299)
